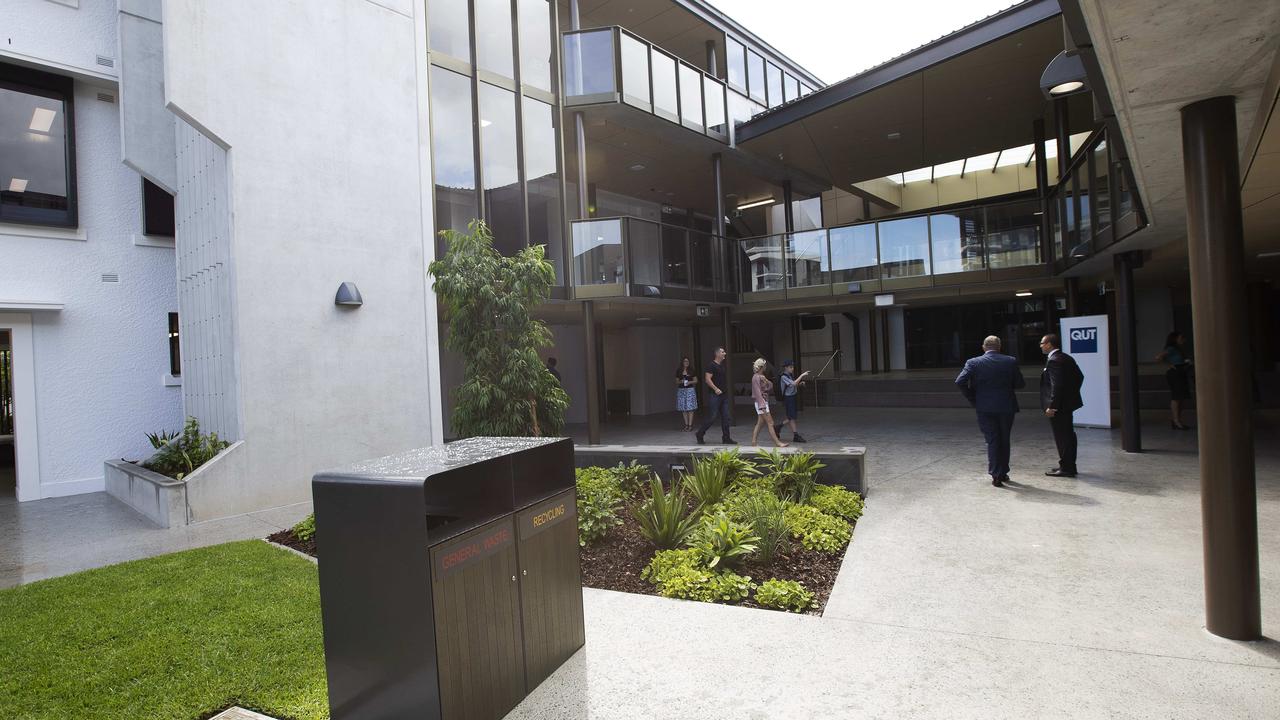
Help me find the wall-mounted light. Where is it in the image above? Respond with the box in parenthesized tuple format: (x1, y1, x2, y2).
(1040, 51, 1089, 100)
(1015, 290, 1033, 297)
(335, 282, 363, 307)
(736, 197, 775, 211)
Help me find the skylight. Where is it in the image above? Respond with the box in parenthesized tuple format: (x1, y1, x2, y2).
(883, 132, 1093, 185)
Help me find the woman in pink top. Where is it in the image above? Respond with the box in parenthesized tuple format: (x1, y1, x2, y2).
(750, 358, 788, 447)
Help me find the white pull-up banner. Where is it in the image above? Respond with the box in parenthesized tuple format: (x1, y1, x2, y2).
(1059, 314, 1111, 428)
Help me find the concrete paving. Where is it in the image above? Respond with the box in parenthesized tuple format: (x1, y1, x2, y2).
(514, 407, 1280, 718)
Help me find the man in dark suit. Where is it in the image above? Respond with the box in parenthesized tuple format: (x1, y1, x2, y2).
(1039, 334, 1084, 477)
(955, 335, 1026, 487)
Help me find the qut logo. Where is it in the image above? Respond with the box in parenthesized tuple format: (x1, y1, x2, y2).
(1070, 327, 1098, 353)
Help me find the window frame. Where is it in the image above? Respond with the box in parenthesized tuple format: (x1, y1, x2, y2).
(167, 312, 181, 377)
(0, 62, 78, 228)
(141, 178, 175, 238)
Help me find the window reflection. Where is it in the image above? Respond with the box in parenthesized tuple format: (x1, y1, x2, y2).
(651, 50, 678, 120)
(930, 212, 983, 274)
(766, 62, 783, 108)
(746, 50, 765, 104)
(428, 0, 471, 61)
(518, 0, 553, 92)
(620, 34, 651, 108)
(784, 74, 800, 103)
(828, 225, 878, 281)
(0, 82, 72, 226)
(726, 37, 747, 90)
(878, 216, 930, 277)
(563, 30, 615, 96)
(985, 201, 1041, 269)
(430, 66, 477, 240)
(475, 0, 514, 77)
(629, 219, 662, 285)
(479, 83, 522, 256)
(678, 64, 703, 128)
(789, 230, 825, 287)
(690, 231, 714, 289)
(742, 234, 785, 291)
(704, 76, 726, 134)
(522, 97, 563, 280)
(662, 225, 689, 285)
(573, 219, 623, 285)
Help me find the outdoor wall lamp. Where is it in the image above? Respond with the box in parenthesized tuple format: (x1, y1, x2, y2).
(1040, 51, 1089, 100)
(335, 282, 363, 307)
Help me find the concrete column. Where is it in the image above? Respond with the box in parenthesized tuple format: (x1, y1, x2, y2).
(568, 0, 580, 29)
(1181, 95, 1260, 641)
(721, 306, 735, 426)
(705, 40, 718, 76)
(583, 300, 601, 444)
(782, 182, 795, 232)
(1114, 251, 1142, 452)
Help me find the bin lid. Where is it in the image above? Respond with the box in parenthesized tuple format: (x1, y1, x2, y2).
(317, 437, 568, 483)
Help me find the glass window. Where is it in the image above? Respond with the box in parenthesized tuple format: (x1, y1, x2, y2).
(518, 0, 553, 92)
(784, 74, 800, 103)
(930, 211, 984, 274)
(475, 0, 515, 77)
(662, 225, 689, 285)
(1, 69, 74, 227)
(142, 178, 174, 237)
(168, 312, 181, 377)
(679, 64, 703, 128)
(800, 83, 815, 96)
(728, 90, 753, 128)
(629, 219, 661, 285)
(793, 196, 822, 230)
(878, 216, 930, 278)
(430, 66, 478, 239)
(742, 234, 785, 291)
(620, 34, 650, 108)
(573, 219, 623, 285)
(788, 230, 825, 288)
(1093, 139, 1111, 232)
(704, 76, 726, 134)
(985, 201, 1040, 269)
(766, 63, 783, 108)
(479, 83, 522, 256)
(726, 37, 747, 90)
(746, 50, 765, 104)
(563, 30, 615, 96)
(690, 230, 714, 289)
(828, 224, 878, 282)
(428, 0, 471, 61)
(522, 96, 563, 281)
(651, 50, 678, 120)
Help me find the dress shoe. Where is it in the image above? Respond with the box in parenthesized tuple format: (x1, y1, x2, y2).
(792, 433, 807, 443)
(992, 476, 1005, 487)
(695, 432, 705, 445)
(722, 436, 738, 445)
(1045, 468, 1076, 477)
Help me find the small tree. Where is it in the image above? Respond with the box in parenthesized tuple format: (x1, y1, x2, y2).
(428, 220, 569, 437)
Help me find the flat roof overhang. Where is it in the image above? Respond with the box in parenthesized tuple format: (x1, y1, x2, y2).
(733, 0, 1086, 190)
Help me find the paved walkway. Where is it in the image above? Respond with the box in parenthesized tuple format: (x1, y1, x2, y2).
(514, 407, 1280, 718)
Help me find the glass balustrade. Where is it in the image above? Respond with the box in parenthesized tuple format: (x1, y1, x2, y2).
(568, 216, 738, 300)
(562, 29, 615, 97)
(1044, 126, 1144, 267)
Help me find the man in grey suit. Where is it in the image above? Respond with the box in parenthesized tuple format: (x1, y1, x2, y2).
(955, 336, 1026, 487)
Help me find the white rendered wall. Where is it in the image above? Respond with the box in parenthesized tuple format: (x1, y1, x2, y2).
(1, 0, 120, 83)
(160, 0, 442, 512)
(0, 79, 182, 498)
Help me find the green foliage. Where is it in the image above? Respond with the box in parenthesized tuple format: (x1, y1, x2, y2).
(641, 549, 755, 603)
(681, 457, 731, 507)
(143, 417, 230, 481)
(688, 511, 760, 569)
(145, 429, 177, 450)
(757, 449, 826, 503)
(609, 460, 652, 495)
(292, 514, 316, 543)
(704, 448, 761, 483)
(633, 476, 700, 549)
(732, 491, 791, 563)
(755, 579, 816, 613)
(428, 220, 568, 438)
(575, 467, 624, 547)
(784, 504, 852, 554)
(809, 484, 865, 523)
(713, 483, 777, 521)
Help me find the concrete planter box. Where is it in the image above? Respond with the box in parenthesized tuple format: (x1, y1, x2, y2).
(104, 440, 246, 527)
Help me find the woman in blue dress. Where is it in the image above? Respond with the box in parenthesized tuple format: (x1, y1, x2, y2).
(1155, 331, 1192, 430)
(676, 357, 698, 431)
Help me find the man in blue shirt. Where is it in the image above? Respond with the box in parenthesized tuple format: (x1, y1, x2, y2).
(955, 335, 1026, 487)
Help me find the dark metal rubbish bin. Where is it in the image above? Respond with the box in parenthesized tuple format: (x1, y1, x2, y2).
(312, 437, 583, 720)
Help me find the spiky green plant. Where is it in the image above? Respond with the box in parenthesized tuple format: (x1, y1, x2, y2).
(688, 511, 760, 569)
(633, 476, 700, 549)
(682, 457, 731, 508)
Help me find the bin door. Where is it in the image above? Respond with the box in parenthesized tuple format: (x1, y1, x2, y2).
(430, 516, 525, 720)
(516, 489, 586, 691)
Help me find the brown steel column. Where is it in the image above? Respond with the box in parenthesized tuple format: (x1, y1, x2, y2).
(868, 309, 879, 374)
(880, 308, 891, 371)
(721, 307, 735, 426)
(1181, 95, 1260, 640)
(583, 300, 601, 445)
(1065, 276, 1079, 317)
(1114, 251, 1142, 452)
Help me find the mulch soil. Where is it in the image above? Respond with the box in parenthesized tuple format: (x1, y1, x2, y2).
(267, 529, 316, 558)
(579, 496, 850, 616)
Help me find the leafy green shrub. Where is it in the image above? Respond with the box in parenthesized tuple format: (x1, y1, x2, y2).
(609, 460, 652, 495)
(641, 549, 755, 603)
(681, 457, 731, 507)
(784, 504, 852, 553)
(292, 514, 316, 542)
(733, 491, 790, 563)
(633, 476, 700, 549)
(757, 449, 825, 503)
(576, 467, 623, 547)
(688, 511, 759, 569)
(705, 448, 760, 483)
(755, 579, 815, 612)
(809, 484, 865, 523)
(143, 417, 230, 481)
(714, 483, 777, 521)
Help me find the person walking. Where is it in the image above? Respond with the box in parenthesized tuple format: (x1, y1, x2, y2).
(1155, 331, 1193, 429)
(545, 357, 561, 385)
(750, 358, 787, 447)
(676, 356, 699, 431)
(1039, 334, 1084, 477)
(695, 347, 736, 445)
(773, 360, 811, 443)
(955, 335, 1026, 487)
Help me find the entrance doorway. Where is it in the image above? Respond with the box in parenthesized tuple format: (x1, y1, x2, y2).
(0, 314, 38, 503)
(1, 329, 13, 503)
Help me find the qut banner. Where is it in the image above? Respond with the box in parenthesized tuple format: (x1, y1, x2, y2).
(1059, 315, 1111, 428)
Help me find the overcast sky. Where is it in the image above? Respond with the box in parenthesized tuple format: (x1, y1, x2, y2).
(710, 0, 1021, 84)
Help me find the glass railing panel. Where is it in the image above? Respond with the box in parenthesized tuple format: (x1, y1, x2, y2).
(985, 200, 1041, 269)
(1092, 138, 1111, 233)
(662, 225, 689, 286)
(651, 49, 678, 121)
(619, 33, 650, 109)
(704, 76, 726, 135)
(690, 230, 715, 289)
(628, 218, 662, 285)
(713, 235, 735, 293)
(930, 211, 984, 274)
(563, 29, 616, 97)
(572, 218, 624, 285)
(741, 234, 786, 292)
(828, 223, 878, 282)
(678, 63, 704, 129)
(878, 215, 930, 278)
(788, 229, 826, 288)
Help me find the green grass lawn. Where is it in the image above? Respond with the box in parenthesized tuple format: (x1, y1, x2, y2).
(0, 540, 327, 720)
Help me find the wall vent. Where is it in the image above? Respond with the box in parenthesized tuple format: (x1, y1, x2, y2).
(101, 273, 120, 283)
(95, 55, 115, 68)
(96, 92, 115, 103)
